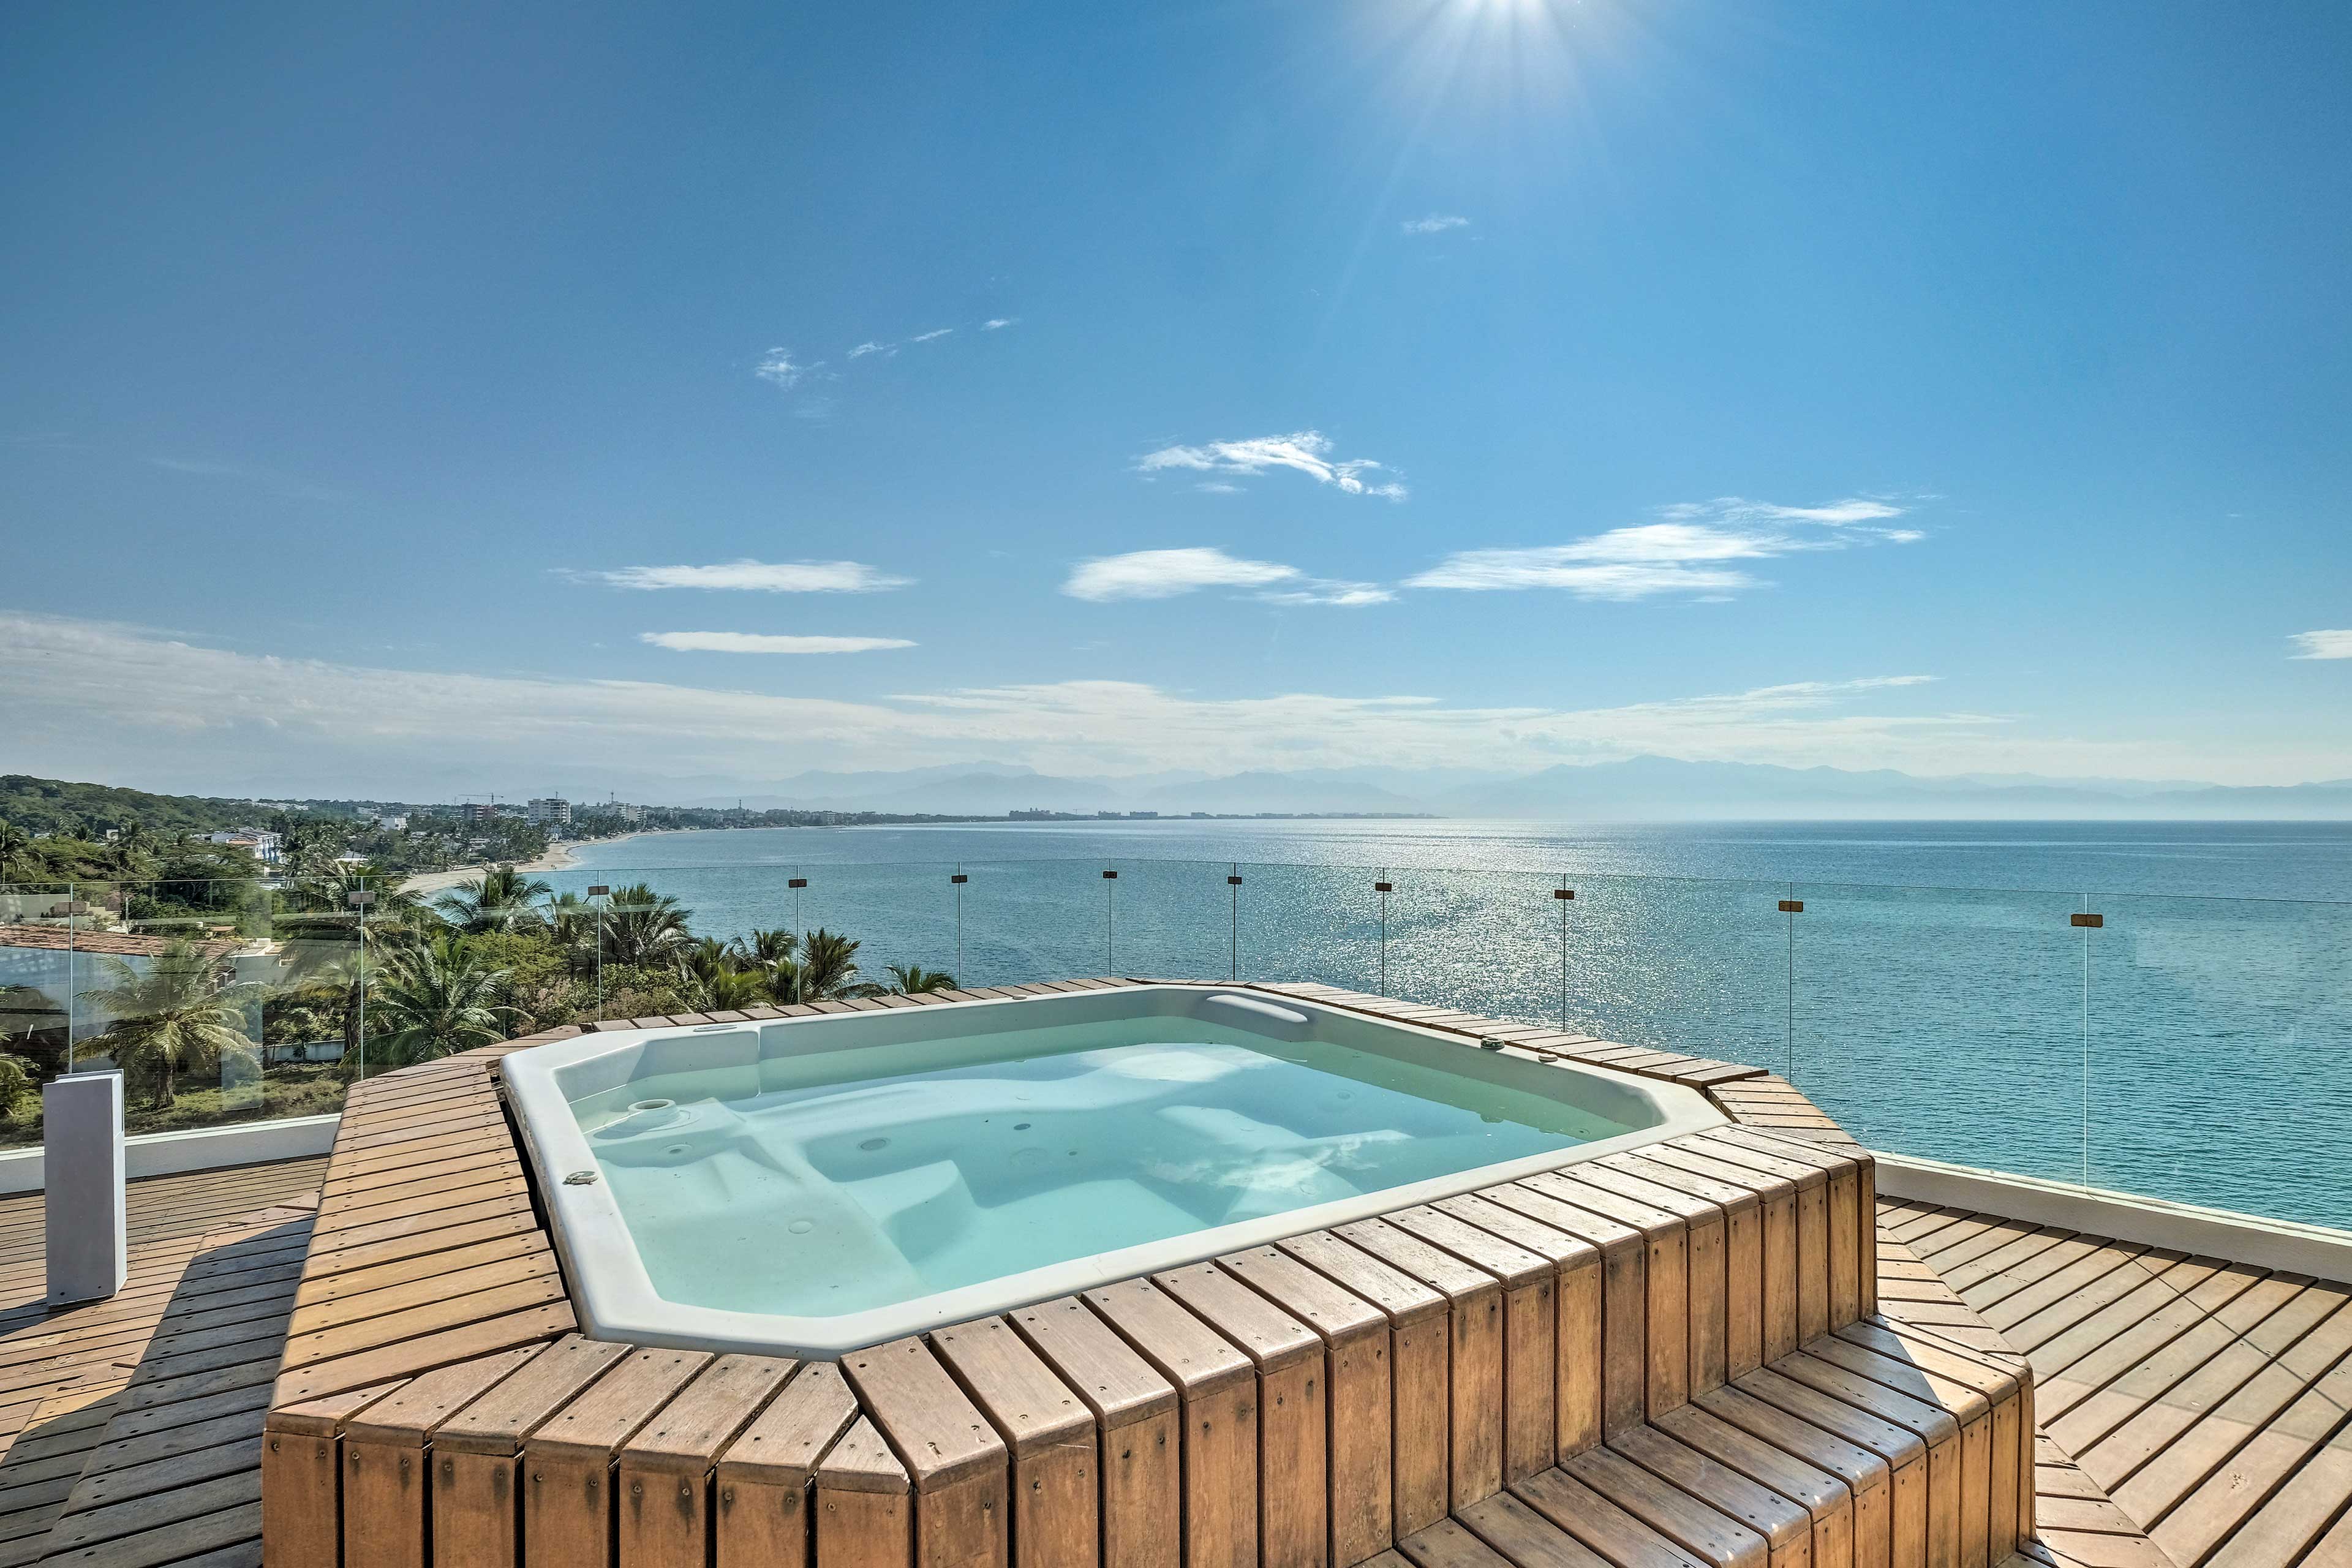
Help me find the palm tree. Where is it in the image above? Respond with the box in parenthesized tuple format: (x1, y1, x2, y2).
(886, 963, 957, 995)
(78, 940, 258, 1107)
(277, 949, 374, 1056)
(0, 818, 32, 883)
(371, 935, 516, 1067)
(434, 865, 552, 934)
(675, 938, 769, 1012)
(543, 891, 599, 971)
(282, 861, 428, 944)
(796, 929, 876, 1000)
(677, 936, 731, 989)
(695, 965, 769, 1012)
(753, 956, 804, 1006)
(601, 883, 694, 966)
(733, 927, 799, 965)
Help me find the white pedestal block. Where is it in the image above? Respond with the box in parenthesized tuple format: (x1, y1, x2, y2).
(45, 1071, 127, 1305)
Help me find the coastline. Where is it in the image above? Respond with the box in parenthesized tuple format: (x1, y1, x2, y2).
(398, 842, 584, 897)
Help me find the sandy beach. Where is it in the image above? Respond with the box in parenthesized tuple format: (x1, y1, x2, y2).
(398, 842, 583, 897)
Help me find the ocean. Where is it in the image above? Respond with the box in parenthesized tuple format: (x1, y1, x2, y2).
(550, 820, 2352, 1229)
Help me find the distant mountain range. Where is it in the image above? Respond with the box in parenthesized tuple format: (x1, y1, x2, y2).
(685, 757, 2352, 821)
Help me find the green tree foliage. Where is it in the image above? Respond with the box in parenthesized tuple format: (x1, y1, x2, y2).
(78, 940, 260, 1108)
(601, 883, 694, 966)
(797, 929, 875, 999)
(736, 928, 799, 964)
(886, 964, 957, 995)
(435, 865, 554, 934)
(0, 1054, 37, 1119)
(370, 934, 517, 1068)
(0, 775, 266, 839)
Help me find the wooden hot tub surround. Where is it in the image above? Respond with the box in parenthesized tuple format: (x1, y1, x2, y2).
(260, 978, 2036, 1568)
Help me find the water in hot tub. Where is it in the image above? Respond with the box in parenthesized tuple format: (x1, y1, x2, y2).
(574, 1019, 1633, 1318)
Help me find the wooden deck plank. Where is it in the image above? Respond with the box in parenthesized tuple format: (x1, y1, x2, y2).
(1084, 1280, 1254, 1568)
(1274, 1230, 1452, 1536)
(1005, 1298, 1180, 1568)
(1216, 1246, 1395, 1567)
(618, 1354, 800, 1568)
(840, 1336, 1011, 1568)
(1154, 1264, 1328, 1568)
(815, 1418, 913, 1568)
(1335, 1219, 1509, 1507)
(1430, 1193, 1607, 1461)
(1379, 1207, 1558, 1484)
(930, 1317, 1099, 1568)
(715, 1362, 862, 1568)
(522, 1346, 711, 1568)
(1471, 1184, 1651, 1441)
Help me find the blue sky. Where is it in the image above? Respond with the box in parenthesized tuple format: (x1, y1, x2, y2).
(3, 0, 2348, 797)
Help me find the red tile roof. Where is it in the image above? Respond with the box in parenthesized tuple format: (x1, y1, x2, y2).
(0, 924, 242, 960)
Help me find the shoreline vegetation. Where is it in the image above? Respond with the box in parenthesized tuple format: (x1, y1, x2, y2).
(0, 859, 946, 1147)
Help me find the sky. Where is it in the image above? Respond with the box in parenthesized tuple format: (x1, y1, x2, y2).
(3, 0, 2349, 801)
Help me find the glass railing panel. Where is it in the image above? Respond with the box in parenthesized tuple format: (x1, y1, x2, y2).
(1101, 859, 1242, 985)
(2090, 892, 2352, 1228)
(1378, 867, 1573, 1024)
(269, 872, 370, 1102)
(0, 881, 77, 1147)
(246, 876, 348, 1122)
(953, 859, 1121, 987)
(1234, 861, 1373, 990)
(790, 862, 960, 1001)
(1791, 880, 2083, 1179)
(568, 865, 739, 1016)
(129, 876, 259, 1130)
(1550, 873, 1788, 1067)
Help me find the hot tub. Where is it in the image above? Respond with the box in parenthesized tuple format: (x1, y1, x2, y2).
(500, 984, 1727, 1356)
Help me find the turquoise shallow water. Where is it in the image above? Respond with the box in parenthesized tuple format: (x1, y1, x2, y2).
(580, 1022, 1625, 1317)
(554, 820, 2352, 1229)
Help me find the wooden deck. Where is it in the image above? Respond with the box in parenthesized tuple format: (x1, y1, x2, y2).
(1887, 1198, 2352, 1568)
(250, 978, 2054, 1568)
(0, 1159, 326, 1568)
(12, 982, 2343, 1567)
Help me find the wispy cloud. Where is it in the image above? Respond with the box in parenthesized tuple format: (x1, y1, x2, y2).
(26, 609, 2328, 785)
(753, 347, 821, 389)
(586, 560, 911, 594)
(1408, 497, 1923, 600)
(770, 318, 1014, 386)
(1261, 581, 1395, 607)
(1137, 431, 1407, 500)
(1658, 497, 1905, 526)
(145, 456, 347, 504)
(2290, 630, 2352, 660)
(638, 631, 914, 655)
(1401, 214, 1470, 235)
(1064, 548, 1298, 601)
(1063, 548, 1390, 608)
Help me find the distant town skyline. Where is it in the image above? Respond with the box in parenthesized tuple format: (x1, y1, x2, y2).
(3, 2, 2347, 794)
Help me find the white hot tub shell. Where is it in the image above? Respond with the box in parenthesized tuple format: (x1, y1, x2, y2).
(500, 984, 1728, 1357)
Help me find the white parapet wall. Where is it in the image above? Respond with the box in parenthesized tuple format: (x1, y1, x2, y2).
(1875, 1150, 2352, 1288)
(0, 1112, 343, 1197)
